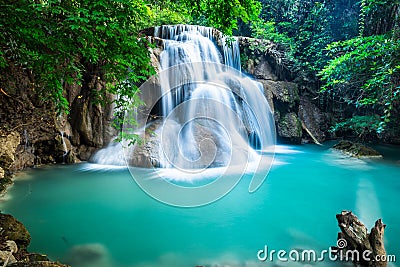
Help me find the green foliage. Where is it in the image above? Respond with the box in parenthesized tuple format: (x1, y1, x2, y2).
(0, 0, 154, 114)
(250, 19, 292, 50)
(147, 0, 262, 35)
(320, 0, 400, 135)
(0, 0, 261, 115)
(148, 0, 192, 25)
(320, 32, 400, 132)
(185, 0, 261, 35)
(329, 115, 381, 139)
(360, 0, 399, 36)
(252, 0, 361, 74)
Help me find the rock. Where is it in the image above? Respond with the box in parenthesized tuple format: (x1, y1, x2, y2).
(257, 80, 303, 143)
(335, 211, 387, 267)
(64, 243, 109, 267)
(5, 240, 18, 253)
(77, 145, 97, 161)
(256, 79, 274, 113)
(0, 167, 4, 179)
(69, 86, 117, 156)
(127, 121, 162, 168)
(127, 118, 247, 168)
(298, 96, 327, 143)
(0, 213, 31, 250)
(276, 112, 302, 143)
(239, 37, 294, 81)
(333, 140, 382, 158)
(0, 250, 17, 265)
(0, 241, 18, 266)
(0, 213, 69, 266)
(0, 132, 20, 170)
(54, 134, 76, 163)
(11, 262, 69, 267)
(261, 80, 299, 111)
(11, 150, 35, 171)
(253, 60, 278, 81)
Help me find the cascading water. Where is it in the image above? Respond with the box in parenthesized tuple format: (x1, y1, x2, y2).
(60, 131, 69, 164)
(151, 25, 274, 169)
(93, 25, 275, 177)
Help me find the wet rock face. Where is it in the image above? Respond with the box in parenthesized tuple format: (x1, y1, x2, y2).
(299, 96, 328, 143)
(257, 79, 302, 143)
(239, 37, 328, 144)
(127, 121, 162, 168)
(68, 75, 117, 161)
(260, 80, 299, 112)
(127, 118, 236, 169)
(276, 112, 302, 143)
(0, 132, 20, 170)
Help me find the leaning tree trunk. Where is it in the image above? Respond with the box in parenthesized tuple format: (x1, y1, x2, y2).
(335, 211, 387, 267)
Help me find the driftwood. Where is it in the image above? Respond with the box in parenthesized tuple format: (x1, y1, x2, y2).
(335, 211, 387, 267)
(300, 120, 322, 145)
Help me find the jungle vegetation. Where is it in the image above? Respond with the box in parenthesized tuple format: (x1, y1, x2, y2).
(0, 0, 399, 140)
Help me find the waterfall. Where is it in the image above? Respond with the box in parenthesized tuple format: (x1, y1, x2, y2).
(93, 25, 275, 173)
(60, 131, 68, 164)
(23, 129, 29, 150)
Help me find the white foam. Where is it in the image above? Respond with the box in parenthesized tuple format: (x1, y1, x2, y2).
(78, 163, 127, 172)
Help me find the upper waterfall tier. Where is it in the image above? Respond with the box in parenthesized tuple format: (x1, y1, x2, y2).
(154, 25, 241, 71)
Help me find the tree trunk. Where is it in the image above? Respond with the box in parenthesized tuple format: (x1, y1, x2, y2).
(335, 211, 387, 267)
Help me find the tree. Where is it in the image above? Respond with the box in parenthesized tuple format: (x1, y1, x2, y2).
(251, 0, 359, 77)
(319, 0, 400, 136)
(0, 0, 262, 118)
(185, 0, 261, 35)
(0, 0, 154, 114)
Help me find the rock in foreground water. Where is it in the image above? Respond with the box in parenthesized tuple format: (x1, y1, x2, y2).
(0, 213, 69, 267)
(332, 140, 382, 158)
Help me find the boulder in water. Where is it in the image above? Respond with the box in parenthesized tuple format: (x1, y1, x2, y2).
(333, 140, 382, 158)
(64, 243, 109, 267)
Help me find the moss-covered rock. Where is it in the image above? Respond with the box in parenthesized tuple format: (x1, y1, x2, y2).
(333, 140, 382, 158)
(0, 213, 31, 250)
(0, 213, 70, 267)
(276, 112, 302, 143)
(260, 80, 299, 111)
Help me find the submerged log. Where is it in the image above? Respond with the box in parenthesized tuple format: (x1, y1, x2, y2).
(335, 211, 387, 267)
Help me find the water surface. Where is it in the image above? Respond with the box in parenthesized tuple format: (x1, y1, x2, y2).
(1, 143, 399, 267)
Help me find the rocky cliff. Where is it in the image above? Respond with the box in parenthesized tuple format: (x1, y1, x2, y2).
(0, 62, 116, 189)
(0, 27, 332, 181)
(0, 212, 69, 266)
(239, 37, 330, 144)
